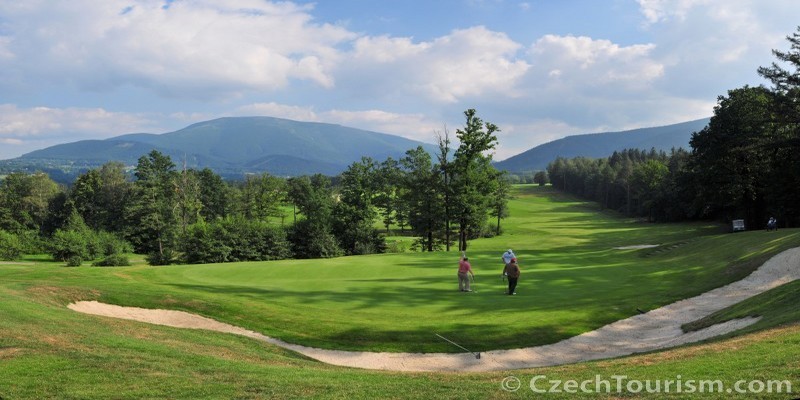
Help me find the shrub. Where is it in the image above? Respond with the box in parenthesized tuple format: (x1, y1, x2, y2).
(385, 238, 409, 253)
(181, 222, 231, 264)
(17, 229, 47, 254)
(146, 248, 175, 266)
(92, 254, 131, 267)
(95, 231, 133, 257)
(50, 229, 89, 262)
(180, 218, 291, 264)
(66, 255, 83, 267)
(288, 219, 342, 259)
(49, 228, 133, 263)
(0, 230, 22, 260)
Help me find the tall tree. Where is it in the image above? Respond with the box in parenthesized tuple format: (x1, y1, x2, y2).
(630, 160, 669, 222)
(174, 162, 203, 235)
(374, 157, 402, 233)
(689, 86, 774, 227)
(333, 157, 385, 255)
(97, 162, 131, 232)
(240, 173, 286, 222)
(124, 151, 178, 262)
(435, 126, 454, 251)
(757, 25, 800, 227)
(286, 175, 341, 258)
(0, 172, 61, 233)
(489, 172, 511, 235)
(196, 168, 231, 222)
(71, 169, 103, 230)
(451, 109, 500, 251)
(400, 146, 443, 251)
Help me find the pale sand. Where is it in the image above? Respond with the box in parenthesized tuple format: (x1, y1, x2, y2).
(68, 247, 800, 372)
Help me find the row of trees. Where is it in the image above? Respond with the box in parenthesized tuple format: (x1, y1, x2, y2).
(546, 148, 696, 222)
(0, 109, 509, 264)
(545, 27, 800, 228)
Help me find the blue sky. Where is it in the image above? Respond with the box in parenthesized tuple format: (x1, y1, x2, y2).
(1, 0, 799, 161)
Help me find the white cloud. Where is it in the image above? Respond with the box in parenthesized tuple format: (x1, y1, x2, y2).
(0, 1, 354, 96)
(237, 102, 320, 122)
(237, 103, 443, 144)
(530, 35, 663, 89)
(633, 0, 800, 104)
(343, 26, 530, 103)
(636, 0, 711, 24)
(0, 104, 155, 138)
(2, 1, 798, 164)
(323, 109, 438, 143)
(0, 104, 164, 159)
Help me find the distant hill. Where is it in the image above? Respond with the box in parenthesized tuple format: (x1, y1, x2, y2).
(11, 116, 440, 178)
(495, 118, 710, 172)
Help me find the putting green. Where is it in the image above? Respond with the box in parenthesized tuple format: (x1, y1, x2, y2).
(38, 185, 800, 353)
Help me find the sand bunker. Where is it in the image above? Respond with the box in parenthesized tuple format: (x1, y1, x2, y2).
(69, 247, 800, 372)
(613, 244, 660, 250)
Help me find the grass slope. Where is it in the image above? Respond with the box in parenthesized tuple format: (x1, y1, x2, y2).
(0, 185, 798, 398)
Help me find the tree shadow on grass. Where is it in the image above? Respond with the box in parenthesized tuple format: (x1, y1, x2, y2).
(317, 322, 568, 353)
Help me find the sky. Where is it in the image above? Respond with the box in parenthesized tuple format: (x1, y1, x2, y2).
(1, 0, 799, 161)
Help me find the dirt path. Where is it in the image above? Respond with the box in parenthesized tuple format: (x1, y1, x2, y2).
(69, 247, 800, 372)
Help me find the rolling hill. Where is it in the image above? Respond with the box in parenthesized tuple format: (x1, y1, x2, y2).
(3, 116, 711, 181)
(495, 118, 710, 172)
(12, 116, 440, 178)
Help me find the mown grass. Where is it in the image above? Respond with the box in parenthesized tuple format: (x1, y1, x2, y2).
(683, 279, 800, 334)
(0, 184, 798, 398)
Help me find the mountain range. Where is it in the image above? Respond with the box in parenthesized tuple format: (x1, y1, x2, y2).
(12, 117, 440, 178)
(494, 118, 710, 172)
(1, 116, 711, 181)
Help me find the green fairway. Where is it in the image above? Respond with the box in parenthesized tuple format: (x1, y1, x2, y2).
(2, 185, 799, 353)
(1, 185, 799, 398)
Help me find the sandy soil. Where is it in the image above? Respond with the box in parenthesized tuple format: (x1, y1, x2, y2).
(68, 247, 800, 372)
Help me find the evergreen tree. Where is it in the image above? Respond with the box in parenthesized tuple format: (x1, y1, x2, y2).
(124, 151, 178, 263)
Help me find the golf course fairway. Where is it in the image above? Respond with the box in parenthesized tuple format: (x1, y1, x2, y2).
(1, 185, 798, 398)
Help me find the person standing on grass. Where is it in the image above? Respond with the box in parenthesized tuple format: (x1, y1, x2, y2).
(458, 256, 474, 292)
(503, 258, 520, 295)
(501, 249, 516, 278)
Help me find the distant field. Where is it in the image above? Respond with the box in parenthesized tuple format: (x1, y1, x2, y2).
(0, 185, 798, 398)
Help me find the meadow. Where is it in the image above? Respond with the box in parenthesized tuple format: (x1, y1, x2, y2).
(1, 185, 798, 399)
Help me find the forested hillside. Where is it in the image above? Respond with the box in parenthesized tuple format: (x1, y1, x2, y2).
(4, 116, 440, 179)
(0, 110, 508, 266)
(542, 28, 800, 230)
(495, 118, 709, 172)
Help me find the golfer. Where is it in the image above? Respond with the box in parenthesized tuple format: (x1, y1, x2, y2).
(458, 256, 474, 292)
(502, 249, 516, 265)
(501, 249, 516, 280)
(503, 258, 520, 295)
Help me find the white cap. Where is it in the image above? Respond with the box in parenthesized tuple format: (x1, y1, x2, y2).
(507, 249, 513, 253)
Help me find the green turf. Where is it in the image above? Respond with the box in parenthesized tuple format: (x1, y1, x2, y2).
(683, 279, 800, 334)
(3, 185, 800, 353)
(0, 184, 798, 398)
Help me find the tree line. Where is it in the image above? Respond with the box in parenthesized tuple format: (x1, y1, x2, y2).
(0, 109, 509, 265)
(544, 27, 800, 229)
